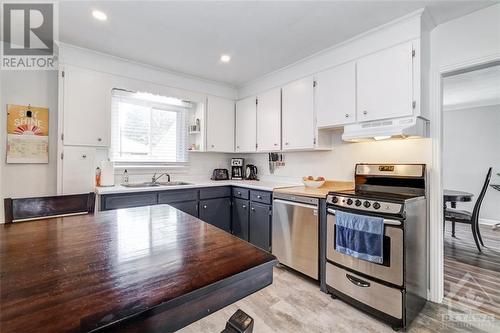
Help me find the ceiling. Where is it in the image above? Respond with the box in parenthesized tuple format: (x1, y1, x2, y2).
(443, 65, 500, 111)
(59, 1, 496, 87)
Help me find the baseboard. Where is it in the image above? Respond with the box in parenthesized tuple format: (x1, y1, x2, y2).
(479, 218, 500, 226)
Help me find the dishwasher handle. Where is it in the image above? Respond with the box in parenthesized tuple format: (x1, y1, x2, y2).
(273, 199, 318, 210)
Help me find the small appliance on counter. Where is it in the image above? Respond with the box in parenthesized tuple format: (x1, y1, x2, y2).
(230, 158, 244, 180)
(245, 164, 258, 180)
(211, 168, 229, 180)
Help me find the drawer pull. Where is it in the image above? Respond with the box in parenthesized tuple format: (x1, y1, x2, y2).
(346, 274, 370, 288)
(242, 205, 246, 209)
(203, 205, 207, 209)
(251, 207, 255, 211)
(257, 195, 262, 199)
(237, 192, 241, 195)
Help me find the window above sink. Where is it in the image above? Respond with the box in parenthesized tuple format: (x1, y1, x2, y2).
(110, 89, 193, 167)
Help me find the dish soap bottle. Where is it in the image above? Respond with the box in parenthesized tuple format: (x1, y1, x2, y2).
(122, 169, 129, 185)
(95, 167, 101, 187)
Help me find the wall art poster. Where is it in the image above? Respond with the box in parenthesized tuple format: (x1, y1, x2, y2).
(6, 104, 49, 163)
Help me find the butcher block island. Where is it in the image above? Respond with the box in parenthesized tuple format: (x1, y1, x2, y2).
(0, 205, 277, 333)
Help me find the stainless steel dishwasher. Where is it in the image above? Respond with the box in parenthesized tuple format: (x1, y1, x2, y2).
(272, 192, 319, 279)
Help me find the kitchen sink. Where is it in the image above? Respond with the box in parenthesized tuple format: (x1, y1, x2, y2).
(122, 181, 192, 188)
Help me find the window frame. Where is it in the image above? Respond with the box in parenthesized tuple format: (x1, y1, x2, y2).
(110, 89, 191, 168)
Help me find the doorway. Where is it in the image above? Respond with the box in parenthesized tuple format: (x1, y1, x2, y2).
(440, 63, 500, 329)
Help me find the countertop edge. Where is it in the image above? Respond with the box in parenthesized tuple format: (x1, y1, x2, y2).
(96, 181, 301, 195)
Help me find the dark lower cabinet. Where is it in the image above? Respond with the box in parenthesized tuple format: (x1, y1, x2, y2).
(101, 192, 158, 211)
(199, 198, 231, 233)
(169, 201, 198, 217)
(232, 198, 249, 241)
(249, 202, 272, 252)
(100, 187, 272, 252)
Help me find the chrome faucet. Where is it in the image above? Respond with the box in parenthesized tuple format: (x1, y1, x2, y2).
(152, 172, 170, 183)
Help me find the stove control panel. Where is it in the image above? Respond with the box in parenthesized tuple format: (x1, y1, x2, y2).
(326, 195, 403, 214)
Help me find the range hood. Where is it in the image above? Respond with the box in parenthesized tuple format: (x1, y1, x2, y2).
(342, 116, 429, 142)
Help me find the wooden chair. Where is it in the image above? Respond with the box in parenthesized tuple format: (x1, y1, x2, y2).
(4, 193, 95, 224)
(444, 168, 492, 252)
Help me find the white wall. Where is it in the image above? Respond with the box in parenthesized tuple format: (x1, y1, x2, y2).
(427, 3, 500, 303)
(443, 105, 500, 224)
(0, 70, 59, 213)
(430, 4, 500, 72)
(111, 152, 231, 185)
(242, 131, 431, 182)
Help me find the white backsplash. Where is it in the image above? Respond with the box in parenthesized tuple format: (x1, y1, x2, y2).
(110, 152, 231, 184)
(241, 131, 432, 182)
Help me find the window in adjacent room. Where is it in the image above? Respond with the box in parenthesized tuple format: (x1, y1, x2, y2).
(110, 89, 191, 166)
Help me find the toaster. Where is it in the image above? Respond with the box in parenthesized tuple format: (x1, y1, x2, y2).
(211, 169, 229, 180)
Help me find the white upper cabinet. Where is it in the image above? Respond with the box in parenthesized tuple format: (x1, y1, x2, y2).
(62, 65, 111, 147)
(206, 96, 235, 152)
(256, 88, 281, 152)
(235, 97, 257, 152)
(315, 61, 356, 128)
(357, 42, 414, 122)
(282, 76, 315, 150)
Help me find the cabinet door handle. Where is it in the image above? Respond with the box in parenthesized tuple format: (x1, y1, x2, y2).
(211, 144, 215, 148)
(82, 154, 87, 158)
(274, 143, 278, 146)
(236, 146, 240, 149)
(97, 138, 102, 142)
(242, 205, 246, 209)
(363, 110, 368, 115)
(203, 205, 207, 209)
(251, 207, 255, 211)
(285, 142, 289, 146)
(345, 114, 349, 118)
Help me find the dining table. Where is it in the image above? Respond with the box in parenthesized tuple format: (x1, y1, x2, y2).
(443, 189, 474, 209)
(0, 204, 277, 333)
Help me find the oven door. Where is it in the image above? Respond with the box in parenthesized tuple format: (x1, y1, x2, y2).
(326, 208, 403, 287)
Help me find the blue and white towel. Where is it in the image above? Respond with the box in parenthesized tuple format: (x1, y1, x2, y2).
(335, 211, 384, 264)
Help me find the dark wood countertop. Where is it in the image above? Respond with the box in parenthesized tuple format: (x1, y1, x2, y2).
(0, 205, 277, 333)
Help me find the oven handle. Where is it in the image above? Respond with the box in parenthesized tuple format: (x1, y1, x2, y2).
(327, 208, 401, 226)
(346, 274, 371, 288)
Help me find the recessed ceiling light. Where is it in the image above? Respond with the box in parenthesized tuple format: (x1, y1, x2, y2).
(92, 10, 107, 21)
(220, 54, 231, 63)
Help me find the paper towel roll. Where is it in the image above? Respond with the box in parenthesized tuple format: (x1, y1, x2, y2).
(100, 161, 115, 187)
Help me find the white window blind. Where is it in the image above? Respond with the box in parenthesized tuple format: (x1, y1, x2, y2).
(110, 89, 191, 165)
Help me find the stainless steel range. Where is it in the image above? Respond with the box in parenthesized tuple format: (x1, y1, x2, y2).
(325, 164, 427, 331)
